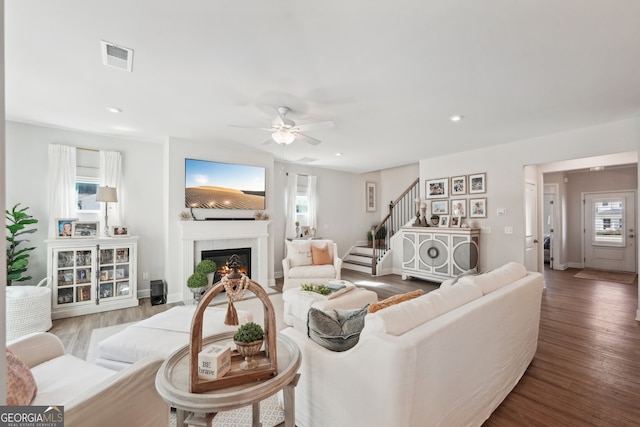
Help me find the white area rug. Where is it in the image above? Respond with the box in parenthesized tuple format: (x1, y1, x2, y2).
(86, 292, 286, 426)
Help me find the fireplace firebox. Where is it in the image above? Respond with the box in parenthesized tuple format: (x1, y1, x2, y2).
(201, 248, 251, 283)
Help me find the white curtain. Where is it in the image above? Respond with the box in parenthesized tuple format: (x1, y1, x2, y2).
(307, 175, 318, 232)
(48, 144, 77, 237)
(99, 150, 123, 227)
(285, 173, 298, 239)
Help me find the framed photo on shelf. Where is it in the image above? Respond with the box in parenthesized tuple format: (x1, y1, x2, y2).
(431, 200, 448, 215)
(450, 199, 467, 217)
(450, 176, 466, 195)
(426, 178, 449, 199)
(301, 226, 311, 237)
(469, 198, 487, 218)
(469, 173, 486, 194)
(56, 218, 77, 238)
(111, 226, 129, 236)
(72, 221, 99, 238)
(100, 283, 113, 298)
(366, 182, 377, 212)
(438, 215, 451, 227)
(450, 216, 462, 227)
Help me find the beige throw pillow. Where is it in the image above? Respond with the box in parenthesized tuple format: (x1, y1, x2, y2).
(311, 244, 332, 265)
(6, 349, 37, 406)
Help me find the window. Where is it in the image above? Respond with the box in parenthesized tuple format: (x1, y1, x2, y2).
(76, 178, 100, 211)
(295, 176, 309, 226)
(593, 199, 624, 246)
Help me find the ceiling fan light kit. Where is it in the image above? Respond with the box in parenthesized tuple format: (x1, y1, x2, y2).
(272, 128, 296, 145)
(230, 105, 335, 147)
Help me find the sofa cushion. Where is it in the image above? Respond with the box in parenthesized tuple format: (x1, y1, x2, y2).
(440, 269, 479, 288)
(286, 240, 312, 267)
(307, 306, 368, 352)
(311, 244, 332, 265)
(30, 354, 115, 405)
(287, 265, 337, 279)
(6, 349, 37, 406)
(364, 283, 483, 336)
(458, 262, 526, 295)
(368, 289, 424, 314)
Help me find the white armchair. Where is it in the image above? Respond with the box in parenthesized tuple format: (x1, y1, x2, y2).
(282, 239, 342, 292)
(7, 332, 169, 427)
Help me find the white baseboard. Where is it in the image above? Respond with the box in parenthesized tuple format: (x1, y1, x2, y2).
(567, 262, 583, 269)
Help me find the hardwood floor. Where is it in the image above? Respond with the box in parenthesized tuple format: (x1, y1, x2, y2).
(485, 267, 640, 427)
(49, 267, 640, 426)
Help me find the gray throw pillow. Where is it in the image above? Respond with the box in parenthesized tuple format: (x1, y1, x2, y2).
(307, 305, 368, 352)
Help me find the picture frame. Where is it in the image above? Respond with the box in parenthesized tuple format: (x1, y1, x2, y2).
(56, 218, 78, 238)
(99, 283, 113, 298)
(111, 225, 130, 236)
(468, 173, 486, 194)
(366, 182, 377, 212)
(469, 198, 487, 218)
(76, 268, 91, 283)
(450, 199, 467, 217)
(426, 178, 449, 199)
(301, 226, 311, 237)
(72, 221, 99, 238)
(438, 215, 451, 227)
(450, 216, 462, 228)
(431, 200, 448, 215)
(450, 176, 466, 195)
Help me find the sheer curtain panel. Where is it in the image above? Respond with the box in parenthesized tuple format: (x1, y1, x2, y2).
(48, 144, 77, 237)
(99, 150, 123, 227)
(307, 175, 318, 232)
(285, 173, 298, 239)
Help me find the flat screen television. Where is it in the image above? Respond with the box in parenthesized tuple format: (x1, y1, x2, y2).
(185, 158, 266, 210)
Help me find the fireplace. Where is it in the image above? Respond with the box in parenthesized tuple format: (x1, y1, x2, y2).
(201, 247, 251, 283)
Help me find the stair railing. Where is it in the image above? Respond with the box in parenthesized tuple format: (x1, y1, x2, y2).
(371, 178, 419, 275)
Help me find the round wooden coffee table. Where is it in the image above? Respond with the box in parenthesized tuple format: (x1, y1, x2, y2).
(155, 331, 301, 427)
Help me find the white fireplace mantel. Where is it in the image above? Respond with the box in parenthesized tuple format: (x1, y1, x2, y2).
(178, 220, 271, 302)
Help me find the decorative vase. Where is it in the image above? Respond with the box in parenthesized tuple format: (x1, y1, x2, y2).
(295, 226, 300, 237)
(234, 339, 264, 370)
(206, 272, 215, 286)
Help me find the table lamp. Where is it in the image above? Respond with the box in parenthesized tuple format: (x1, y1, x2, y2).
(96, 186, 118, 236)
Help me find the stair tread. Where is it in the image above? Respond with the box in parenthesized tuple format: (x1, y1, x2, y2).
(343, 259, 371, 267)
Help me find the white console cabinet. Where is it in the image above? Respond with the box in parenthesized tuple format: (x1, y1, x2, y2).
(46, 237, 139, 319)
(401, 227, 480, 283)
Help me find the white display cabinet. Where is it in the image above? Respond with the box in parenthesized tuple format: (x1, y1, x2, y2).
(46, 236, 138, 319)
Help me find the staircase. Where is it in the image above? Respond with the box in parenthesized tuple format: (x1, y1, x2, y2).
(343, 245, 375, 273)
(343, 178, 420, 276)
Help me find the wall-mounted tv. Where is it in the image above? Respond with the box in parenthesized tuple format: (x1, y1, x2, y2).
(185, 158, 266, 210)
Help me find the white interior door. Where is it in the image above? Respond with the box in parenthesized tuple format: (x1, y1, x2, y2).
(543, 192, 555, 268)
(584, 191, 636, 272)
(524, 181, 539, 271)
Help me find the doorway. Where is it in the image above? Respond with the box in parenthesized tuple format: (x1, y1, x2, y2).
(583, 191, 636, 273)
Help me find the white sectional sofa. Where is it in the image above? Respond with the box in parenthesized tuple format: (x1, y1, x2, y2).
(281, 262, 544, 427)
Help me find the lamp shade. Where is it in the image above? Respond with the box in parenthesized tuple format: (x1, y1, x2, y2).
(272, 129, 296, 145)
(95, 186, 118, 203)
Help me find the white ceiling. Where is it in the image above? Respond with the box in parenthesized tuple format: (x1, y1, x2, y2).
(5, 1, 640, 173)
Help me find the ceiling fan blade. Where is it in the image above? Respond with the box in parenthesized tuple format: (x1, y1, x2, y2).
(292, 120, 335, 132)
(228, 124, 274, 131)
(293, 132, 322, 145)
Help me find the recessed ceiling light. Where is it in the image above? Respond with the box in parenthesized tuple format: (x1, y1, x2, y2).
(335, 152, 343, 157)
(106, 106, 122, 113)
(449, 114, 463, 122)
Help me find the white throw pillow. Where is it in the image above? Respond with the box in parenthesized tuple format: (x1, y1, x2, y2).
(458, 261, 526, 295)
(285, 240, 312, 267)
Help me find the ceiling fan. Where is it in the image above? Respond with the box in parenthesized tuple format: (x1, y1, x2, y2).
(229, 106, 335, 146)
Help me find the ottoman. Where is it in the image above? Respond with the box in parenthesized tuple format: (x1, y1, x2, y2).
(94, 305, 252, 370)
(283, 281, 378, 332)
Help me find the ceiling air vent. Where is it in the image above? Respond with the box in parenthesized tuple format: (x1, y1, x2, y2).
(296, 157, 318, 164)
(101, 40, 134, 72)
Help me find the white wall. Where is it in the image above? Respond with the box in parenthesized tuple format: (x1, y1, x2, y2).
(420, 117, 640, 271)
(5, 121, 165, 295)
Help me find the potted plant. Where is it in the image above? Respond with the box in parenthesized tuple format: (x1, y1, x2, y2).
(187, 271, 209, 303)
(233, 321, 265, 370)
(295, 221, 300, 237)
(196, 259, 217, 286)
(6, 203, 39, 285)
(430, 214, 440, 226)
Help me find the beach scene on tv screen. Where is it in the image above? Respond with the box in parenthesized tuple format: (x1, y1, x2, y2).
(185, 159, 266, 210)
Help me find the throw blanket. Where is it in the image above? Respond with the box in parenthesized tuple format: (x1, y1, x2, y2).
(290, 282, 355, 321)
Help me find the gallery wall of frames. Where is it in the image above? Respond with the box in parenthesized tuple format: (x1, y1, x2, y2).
(423, 172, 487, 227)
